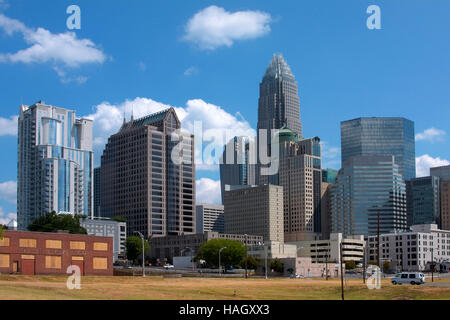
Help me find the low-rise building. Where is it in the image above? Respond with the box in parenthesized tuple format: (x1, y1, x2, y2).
(288, 233, 365, 263)
(368, 224, 450, 271)
(150, 231, 263, 262)
(248, 241, 297, 260)
(80, 217, 126, 262)
(0, 230, 113, 275)
(281, 257, 345, 278)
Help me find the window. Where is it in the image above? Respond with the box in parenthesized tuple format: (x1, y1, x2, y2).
(401, 274, 408, 279)
(93, 257, 108, 270)
(46, 240, 62, 249)
(72, 256, 84, 261)
(0, 237, 10, 247)
(45, 256, 62, 269)
(93, 242, 108, 251)
(408, 274, 416, 279)
(70, 241, 86, 250)
(0, 254, 9, 268)
(19, 239, 37, 248)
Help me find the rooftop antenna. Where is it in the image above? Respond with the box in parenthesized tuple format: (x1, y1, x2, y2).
(131, 106, 134, 122)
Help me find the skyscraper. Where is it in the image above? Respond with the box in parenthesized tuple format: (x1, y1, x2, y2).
(100, 108, 195, 238)
(258, 54, 303, 140)
(196, 203, 225, 234)
(331, 155, 407, 237)
(17, 101, 94, 229)
(219, 136, 256, 204)
(341, 117, 416, 181)
(406, 176, 441, 227)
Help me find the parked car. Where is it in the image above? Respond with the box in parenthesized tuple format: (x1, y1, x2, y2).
(391, 272, 425, 285)
(164, 264, 174, 269)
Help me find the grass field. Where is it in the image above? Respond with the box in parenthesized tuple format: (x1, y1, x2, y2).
(0, 275, 449, 300)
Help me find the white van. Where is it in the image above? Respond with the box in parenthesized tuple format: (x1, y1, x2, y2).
(391, 272, 425, 285)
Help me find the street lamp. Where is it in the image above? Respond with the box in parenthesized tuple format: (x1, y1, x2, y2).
(219, 247, 227, 277)
(134, 231, 146, 277)
(258, 241, 268, 280)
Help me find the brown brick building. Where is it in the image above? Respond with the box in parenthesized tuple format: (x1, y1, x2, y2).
(0, 230, 113, 276)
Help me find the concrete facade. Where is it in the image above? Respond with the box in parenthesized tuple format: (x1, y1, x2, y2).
(368, 224, 450, 271)
(196, 203, 224, 234)
(100, 108, 195, 238)
(0, 230, 113, 275)
(224, 184, 284, 242)
(281, 257, 344, 278)
(80, 217, 126, 262)
(289, 233, 365, 264)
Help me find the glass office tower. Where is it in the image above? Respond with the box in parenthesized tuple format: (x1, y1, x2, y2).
(258, 53, 303, 140)
(331, 155, 407, 237)
(17, 101, 94, 229)
(406, 176, 441, 227)
(341, 117, 416, 181)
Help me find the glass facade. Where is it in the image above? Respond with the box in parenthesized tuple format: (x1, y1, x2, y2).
(258, 54, 303, 140)
(341, 117, 416, 181)
(331, 155, 407, 237)
(406, 176, 441, 227)
(17, 102, 93, 229)
(322, 168, 338, 184)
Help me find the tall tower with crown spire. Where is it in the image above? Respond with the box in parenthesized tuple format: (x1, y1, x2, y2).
(257, 54, 303, 139)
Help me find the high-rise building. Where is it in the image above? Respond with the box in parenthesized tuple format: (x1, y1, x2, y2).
(431, 165, 450, 180)
(17, 101, 93, 229)
(406, 176, 441, 227)
(320, 182, 333, 240)
(219, 136, 256, 204)
(257, 54, 303, 141)
(260, 131, 322, 241)
(440, 181, 450, 231)
(100, 108, 195, 238)
(322, 168, 338, 184)
(196, 203, 225, 234)
(341, 117, 416, 181)
(93, 167, 101, 217)
(331, 155, 407, 237)
(224, 184, 284, 242)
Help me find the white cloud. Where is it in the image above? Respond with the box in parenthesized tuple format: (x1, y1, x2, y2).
(138, 61, 147, 71)
(0, 13, 107, 79)
(0, 207, 16, 225)
(196, 178, 221, 204)
(0, 180, 16, 203)
(0, 115, 17, 136)
(415, 127, 446, 142)
(320, 141, 341, 169)
(183, 6, 272, 50)
(87, 97, 255, 169)
(416, 154, 450, 177)
(184, 66, 198, 76)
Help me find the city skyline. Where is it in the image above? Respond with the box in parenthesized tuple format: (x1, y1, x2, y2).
(1, 1, 450, 224)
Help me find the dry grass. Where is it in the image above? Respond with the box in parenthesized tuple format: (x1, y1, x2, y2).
(0, 275, 449, 300)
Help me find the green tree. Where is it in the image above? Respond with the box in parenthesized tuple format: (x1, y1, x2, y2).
(195, 239, 246, 268)
(112, 216, 126, 223)
(270, 258, 284, 273)
(345, 260, 356, 270)
(125, 236, 150, 263)
(383, 261, 390, 271)
(28, 211, 87, 234)
(241, 256, 259, 270)
(0, 225, 4, 239)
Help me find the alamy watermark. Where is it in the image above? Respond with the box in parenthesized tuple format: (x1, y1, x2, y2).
(66, 265, 81, 290)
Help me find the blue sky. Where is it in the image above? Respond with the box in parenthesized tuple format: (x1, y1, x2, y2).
(0, 0, 450, 221)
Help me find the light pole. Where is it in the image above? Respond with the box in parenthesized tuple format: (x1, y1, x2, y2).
(244, 234, 248, 279)
(134, 231, 146, 277)
(258, 241, 268, 279)
(219, 247, 227, 277)
(431, 247, 434, 283)
(339, 242, 344, 301)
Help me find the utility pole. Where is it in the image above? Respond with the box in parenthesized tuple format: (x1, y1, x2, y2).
(363, 245, 366, 284)
(431, 247, 434, 283)
(245, 234, 248, 279)
(377, 211, 381, 270)
(219, 247, 227, 277)
(339, 242, 344, 301)
(325, 248, 329, 280)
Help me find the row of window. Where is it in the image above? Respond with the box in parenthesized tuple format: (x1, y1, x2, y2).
(0, 237, 108, 251)
(0, 254, 108, 270)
